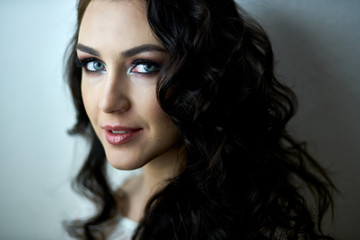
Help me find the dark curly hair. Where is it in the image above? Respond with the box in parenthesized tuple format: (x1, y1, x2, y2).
(64, 0, 336, 239)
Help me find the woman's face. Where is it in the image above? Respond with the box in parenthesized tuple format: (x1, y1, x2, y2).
(77, 0, 180, 170)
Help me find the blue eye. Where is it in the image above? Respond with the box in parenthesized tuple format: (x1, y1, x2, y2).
(77, 57, 107, 73)
(87, 61, 106, 72)
(139, 64, 155, 72)
(129, 59, 160, 75)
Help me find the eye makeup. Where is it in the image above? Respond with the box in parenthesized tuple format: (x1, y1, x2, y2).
(127, 59, 161, 76)
(76, 57, 107, 74)
(76, 56, 162, 77)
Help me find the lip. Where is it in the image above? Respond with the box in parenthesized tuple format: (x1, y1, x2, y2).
(103, 125, 142, 145)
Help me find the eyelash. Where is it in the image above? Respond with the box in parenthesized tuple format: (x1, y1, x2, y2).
(76, 57, 106, 74)
(128, 59, 161, 76)
(76, 57, 161, 76)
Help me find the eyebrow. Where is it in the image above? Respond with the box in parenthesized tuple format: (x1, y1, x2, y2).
(76, 43, 100, 56)
(76, 43, 165, 58)
(121, 44, 166, 57)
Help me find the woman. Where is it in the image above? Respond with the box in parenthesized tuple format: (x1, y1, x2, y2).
(65, 0, 336, 239)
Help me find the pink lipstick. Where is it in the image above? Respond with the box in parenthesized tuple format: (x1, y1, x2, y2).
(104, 126, 142, 145)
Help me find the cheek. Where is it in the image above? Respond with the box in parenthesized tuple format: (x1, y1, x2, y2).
(151, 102, 179, 142)
(146, 96, 168, 124)
(136, 86, 163, 118)
(81, 81, 97, 121)
(81, 82, 89, 112)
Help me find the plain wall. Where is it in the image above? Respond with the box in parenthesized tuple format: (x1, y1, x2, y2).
(238, 1, 360, 238)
(0, 1, 79, 239)
(0, 0, 358, 239)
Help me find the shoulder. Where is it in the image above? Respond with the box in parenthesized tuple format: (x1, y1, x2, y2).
(107, 215, 138, 240)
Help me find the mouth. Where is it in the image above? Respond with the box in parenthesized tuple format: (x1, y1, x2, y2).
(111, 130, 130, 134)
(103, 125, 142, 145)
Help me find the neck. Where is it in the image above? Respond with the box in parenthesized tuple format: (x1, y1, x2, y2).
(119, 144, 185, 221)
(141, 145, 184, 199)
(125, 145, 184, 222)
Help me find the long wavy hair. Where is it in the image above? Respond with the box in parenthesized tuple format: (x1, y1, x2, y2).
(64, 0, 336, 239)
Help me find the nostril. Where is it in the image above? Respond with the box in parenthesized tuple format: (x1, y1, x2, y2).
(99, 97, 131, 113)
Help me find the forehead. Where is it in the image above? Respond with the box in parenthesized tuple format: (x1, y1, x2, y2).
(78, 0, 159, 51)
(82, 0, 146, 23)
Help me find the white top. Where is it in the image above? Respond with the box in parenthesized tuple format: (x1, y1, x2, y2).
(67, 170, 141, 239)
(108, 215, 138, 240)
(107, 170, 140, 239)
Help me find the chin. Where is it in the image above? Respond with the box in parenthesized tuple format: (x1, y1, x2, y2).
(109, 162, 142, 171)
(106, 153, 147, 171)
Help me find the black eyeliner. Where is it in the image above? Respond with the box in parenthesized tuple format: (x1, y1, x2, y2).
(128, 59, 161, 75)
(131, 59, 160, 67)
(76, 57, 105, 73)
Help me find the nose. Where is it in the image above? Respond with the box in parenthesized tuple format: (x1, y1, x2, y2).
(98, 72, 130, 113)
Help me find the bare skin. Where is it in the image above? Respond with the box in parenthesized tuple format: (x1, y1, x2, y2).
(78, 0, 185, 222)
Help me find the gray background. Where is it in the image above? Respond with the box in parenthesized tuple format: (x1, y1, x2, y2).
(0, 0, 359, 239)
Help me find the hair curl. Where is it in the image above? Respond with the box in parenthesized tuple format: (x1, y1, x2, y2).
(64, 0, 336, 239)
